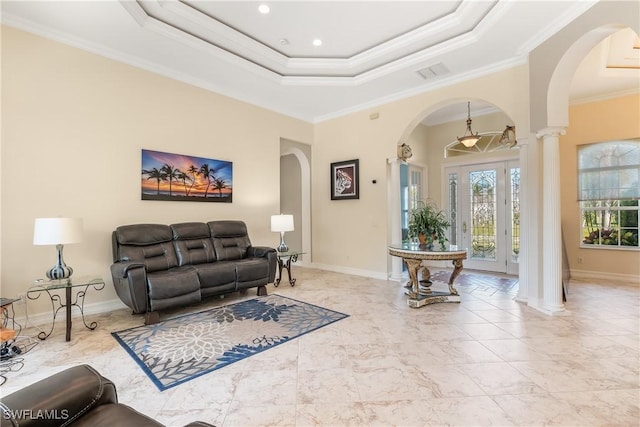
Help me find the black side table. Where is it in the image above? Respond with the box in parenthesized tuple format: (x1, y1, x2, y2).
(274, 251, 304, 287)
(27, 277, 105, 342)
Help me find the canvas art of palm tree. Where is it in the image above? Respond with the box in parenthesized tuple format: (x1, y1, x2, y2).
(141, 149, 232, 202)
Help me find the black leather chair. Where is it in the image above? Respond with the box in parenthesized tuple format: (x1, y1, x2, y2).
(0, 365, 214, 427)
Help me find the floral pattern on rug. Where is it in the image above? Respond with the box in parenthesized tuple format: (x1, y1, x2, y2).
(112, 294, 349, 390)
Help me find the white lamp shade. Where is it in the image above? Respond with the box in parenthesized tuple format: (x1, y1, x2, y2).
(271, 214, 294, 232)
(33, 218, 84, 245)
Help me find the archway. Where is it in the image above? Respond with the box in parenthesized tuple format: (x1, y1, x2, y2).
(279, 140, 312, 262)
(388, 99, 524, 281)
(528, 1, 639, 314)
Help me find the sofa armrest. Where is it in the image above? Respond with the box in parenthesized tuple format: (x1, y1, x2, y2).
(247, 246, 277, 283)
(110, 261, 145, 279)
(0, 365, 116, 427)
(247, 246, 276, 258)
(110, 262, 149, 314)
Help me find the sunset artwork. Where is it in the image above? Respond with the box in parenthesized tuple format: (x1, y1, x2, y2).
(141, 149, 232, 202)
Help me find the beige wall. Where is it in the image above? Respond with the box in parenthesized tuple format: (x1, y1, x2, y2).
(312, 66, 530, 275)
(1, 26, 313, 314)
(560, 94, 640, 279)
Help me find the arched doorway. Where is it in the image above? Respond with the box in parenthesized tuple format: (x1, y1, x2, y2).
(388, 100, 522, 279)
(279, 139, 312, 262)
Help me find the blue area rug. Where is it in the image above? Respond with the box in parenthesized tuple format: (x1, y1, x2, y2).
(112, 294, 349, 391)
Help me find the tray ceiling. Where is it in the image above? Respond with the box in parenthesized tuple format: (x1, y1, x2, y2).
(2, 1, 637, 122)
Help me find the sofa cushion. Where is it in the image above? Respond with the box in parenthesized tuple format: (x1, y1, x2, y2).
(147, 267, 201, 311)
(235, 258, 270, 290)
(114, 225, 178, 272)
(171, 222, 216, 266)
(192, 261, 236, 291)
(115, 224, 173, 245)
(208, 221, 251, 261)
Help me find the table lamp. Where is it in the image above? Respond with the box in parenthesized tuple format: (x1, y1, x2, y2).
(33, 217, 83, 280)
(270, 214, 294, 252)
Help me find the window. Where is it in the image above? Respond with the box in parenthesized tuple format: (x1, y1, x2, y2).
(578, 139, 639, 249)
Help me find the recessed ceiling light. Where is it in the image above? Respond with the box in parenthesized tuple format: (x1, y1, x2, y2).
(312, 39, 322, 47)
(258, 4, 270, 14)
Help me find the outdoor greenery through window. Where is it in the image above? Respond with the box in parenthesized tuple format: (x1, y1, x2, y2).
(578, 139, 639, 249)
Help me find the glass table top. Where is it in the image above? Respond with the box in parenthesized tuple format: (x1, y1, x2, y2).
(275, 250, 305, 258)
(29, 277, 105, 291)
(388, 242, 467, 254)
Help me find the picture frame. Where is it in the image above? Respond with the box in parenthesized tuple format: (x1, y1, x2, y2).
(330, 159, 359, 200)
(141, 149, 232, 203)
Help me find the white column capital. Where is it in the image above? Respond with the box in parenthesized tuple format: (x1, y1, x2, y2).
(536, 127, 566, 139)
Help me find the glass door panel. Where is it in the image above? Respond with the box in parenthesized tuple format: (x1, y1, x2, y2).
(447, 161, 519, 274)
(508, 163, 520, 274)
(458, 163, 507, 272)
(469, 169, 498, 261)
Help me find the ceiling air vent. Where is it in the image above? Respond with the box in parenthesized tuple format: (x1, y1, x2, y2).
(416, 63, 449, 80)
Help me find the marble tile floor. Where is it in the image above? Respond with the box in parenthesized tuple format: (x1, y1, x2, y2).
(1, 268, 638, 426)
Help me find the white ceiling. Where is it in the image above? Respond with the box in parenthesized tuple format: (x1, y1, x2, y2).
(2, 1, 638, 123)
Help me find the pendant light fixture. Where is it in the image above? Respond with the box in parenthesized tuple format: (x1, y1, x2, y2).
(457, 102, 481, 148)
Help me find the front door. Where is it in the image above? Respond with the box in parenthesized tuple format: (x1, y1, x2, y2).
(448, 161, 519, 273)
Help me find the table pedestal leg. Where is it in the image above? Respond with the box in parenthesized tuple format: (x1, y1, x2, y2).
(448, 259, 463, 295)
(403, 258, 422, 298)
(274, 259, 284, 287)
(65, 286, 72, 342)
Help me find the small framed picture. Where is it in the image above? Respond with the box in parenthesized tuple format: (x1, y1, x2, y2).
(330, 159, 359, 200)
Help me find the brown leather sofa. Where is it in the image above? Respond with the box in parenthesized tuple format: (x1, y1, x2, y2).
(111, 220, 276, 324)
(0, 364, 214, 427)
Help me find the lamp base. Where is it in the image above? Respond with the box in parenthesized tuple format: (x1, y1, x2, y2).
(46, 244, 74, 280)
(277, 232, 289, 253)
(46, 265, 73, 280)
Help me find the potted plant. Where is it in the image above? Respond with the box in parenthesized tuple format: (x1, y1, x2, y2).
(407, 200, 451, 250)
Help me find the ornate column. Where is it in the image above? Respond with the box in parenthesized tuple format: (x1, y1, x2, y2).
(536, 127, 566, 313)
(388, 158, 404, 281)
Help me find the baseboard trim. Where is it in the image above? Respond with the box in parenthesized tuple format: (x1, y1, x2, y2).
(18, 267, 628, 327)
(301, 262, 388, 281)
(570, 269, 640, 285)
(12, 299, 129, 328)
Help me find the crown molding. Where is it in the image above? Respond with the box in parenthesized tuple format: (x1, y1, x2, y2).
(518, 0, 598, 54)
(0, 13, 313, 122)
(313, 55, 527, 123)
